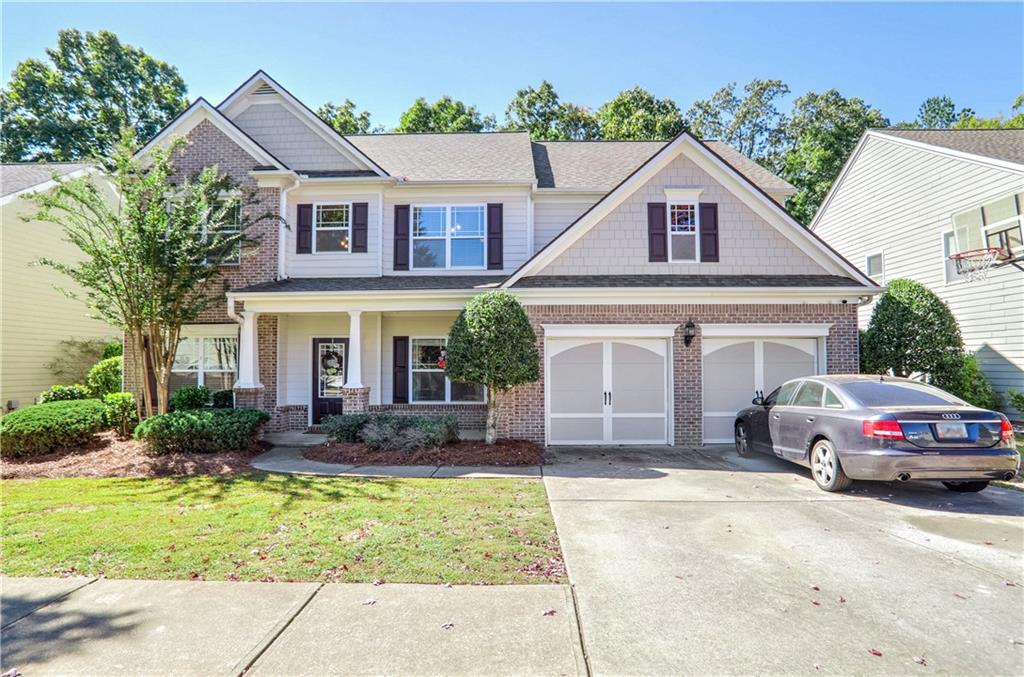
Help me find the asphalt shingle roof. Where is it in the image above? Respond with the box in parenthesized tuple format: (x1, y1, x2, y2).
(236, 276, 506, 293)
(531, 141, 666, 191)
(1, 162, 91, 197)
(702, 141, 796, 196)
(875, 129, 1024, 165)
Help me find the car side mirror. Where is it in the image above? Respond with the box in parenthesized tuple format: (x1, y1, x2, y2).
(751, 396, 765, 407)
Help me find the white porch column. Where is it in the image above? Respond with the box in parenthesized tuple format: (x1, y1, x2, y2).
(345, 310, 364, 388)
(234, 311, 263, 388)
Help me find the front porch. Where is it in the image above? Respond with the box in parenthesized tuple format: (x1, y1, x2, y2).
(231, 306, 487, 433)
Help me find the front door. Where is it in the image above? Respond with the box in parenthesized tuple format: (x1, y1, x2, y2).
(547, 338, 669, 445)
(312, 337, 349, 424)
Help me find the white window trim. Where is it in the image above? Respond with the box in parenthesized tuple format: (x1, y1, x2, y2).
(312, 201, 353, 254)
(172, 335, 239, 388)
(941, 229, 966, 286)
(865, 251, 884, 282)
(667, 201, 700, 263)
(408, 336, 486, 404)
(205, 199, 242, 266)
(410, 204, 488, 271)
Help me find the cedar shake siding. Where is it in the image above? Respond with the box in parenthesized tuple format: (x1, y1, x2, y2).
(232, 102, 362, 172)
(539, 152, 828, 277)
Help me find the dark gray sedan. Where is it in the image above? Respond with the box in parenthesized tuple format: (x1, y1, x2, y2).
(734, 375, 1020, 492)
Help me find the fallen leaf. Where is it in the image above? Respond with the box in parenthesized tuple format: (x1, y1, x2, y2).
(953, 593, 968, 600)
(868, 648, 883, 657)
(914, 656, 927, 666)
(813, 663, 822, 671)
(542, 608, 557, 616)
(810, 585, 821, 591)
(1005, 581, 1018, 587)
(362, 598, 376, 606)
(675, 575, 686, 580)
(167, 544, 176, 551)
(811, 600, 821, 606)
(441, 622, 455, 630)
(983, 541, 994, 545)
(838, 596, 847, 603)
(373, 579, 384, 586)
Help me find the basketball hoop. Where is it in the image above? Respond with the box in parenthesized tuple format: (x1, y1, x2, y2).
(949, 247, 1003, 282)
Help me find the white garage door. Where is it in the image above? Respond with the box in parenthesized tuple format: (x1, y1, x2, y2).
(548, 338, 669, 445)
(702, 337, 819, 443)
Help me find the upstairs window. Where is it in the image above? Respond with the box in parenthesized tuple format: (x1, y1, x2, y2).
(208, 200, 241, 265)
(668, 202, 699, 262)
(314, 203, 351, 253)
(411, 205, 486, 269)
(865, 252, 884, 281)
(951, 191, 1024, 260)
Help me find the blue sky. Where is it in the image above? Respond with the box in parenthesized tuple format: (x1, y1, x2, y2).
(3, 2, 1022, 129)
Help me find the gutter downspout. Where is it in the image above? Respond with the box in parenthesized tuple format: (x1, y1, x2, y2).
(278, 176, 300, 280)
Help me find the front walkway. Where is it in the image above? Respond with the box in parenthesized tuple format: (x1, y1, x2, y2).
(1, 578, 586, 676)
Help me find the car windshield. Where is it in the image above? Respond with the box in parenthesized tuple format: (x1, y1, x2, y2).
(843, 381, 962, 407)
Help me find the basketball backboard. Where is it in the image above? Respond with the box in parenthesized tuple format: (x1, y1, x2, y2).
(951, 191, 1024, 273)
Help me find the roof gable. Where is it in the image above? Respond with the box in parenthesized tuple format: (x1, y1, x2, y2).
(873, 128, 1024, 167)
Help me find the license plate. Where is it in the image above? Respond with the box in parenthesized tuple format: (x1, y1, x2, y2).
(935, 422, 968, 440)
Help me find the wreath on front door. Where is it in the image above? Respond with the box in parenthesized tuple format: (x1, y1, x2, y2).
(321, 350, 342, 376)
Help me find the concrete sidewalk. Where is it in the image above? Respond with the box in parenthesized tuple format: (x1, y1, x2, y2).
(0, 577, 585, 676)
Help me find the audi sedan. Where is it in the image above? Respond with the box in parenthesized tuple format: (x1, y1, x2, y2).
(734, 375, 1019, 492)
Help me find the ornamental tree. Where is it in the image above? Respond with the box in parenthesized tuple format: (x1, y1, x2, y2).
(26, 133, 264, 416)
(445, 290, 539, 444)
(861, 279, 964, 381)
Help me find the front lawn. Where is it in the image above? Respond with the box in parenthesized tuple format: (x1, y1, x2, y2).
(0, 474, 564, 584)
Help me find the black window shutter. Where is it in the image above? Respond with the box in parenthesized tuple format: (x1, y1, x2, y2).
(352, 202, 368, 253)
(647, 202, 668, 262)
(392, 336, 409, 403)
(487, 203, 504, 270)
(296, 204, 313, 254)
(699, 203, 719, 263)
(394, 205, 410, 270)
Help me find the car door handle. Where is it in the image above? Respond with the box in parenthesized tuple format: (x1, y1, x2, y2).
(806, 417, 815, 422)
(772, 415, 780, 420)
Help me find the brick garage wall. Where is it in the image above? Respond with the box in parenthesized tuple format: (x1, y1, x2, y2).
(497, 303, 859, 446)
(370, 404, 487, 430)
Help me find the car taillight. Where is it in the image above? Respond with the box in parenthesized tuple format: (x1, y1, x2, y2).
(862, 419, 905, 439)
(1000, 418, 1016, 443)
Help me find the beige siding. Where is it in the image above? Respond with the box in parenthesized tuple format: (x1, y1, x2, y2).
(285, 187, 381, 277)
(814, 135, 1024, 411)
(533, 194, 599, 252)
(381, 187, 531, 275)
(540, 152, 828, 276)
(232, 102, 361, 171)
(1, 193, 118, 410)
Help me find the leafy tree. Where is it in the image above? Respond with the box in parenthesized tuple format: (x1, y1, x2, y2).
(504, 81, 599, 140)
(1, 29, 188, 161)
(316, 99, 375, 135)
(596, 87, 684, 140)
(861, 279, 964, 381)
(25, 134, 264, 416)
(778, 89, 889, 224)
(397, 96, 496, 133)
(445, 290, 539, 444)
(684, 79, 791, 162)
(953, 95, 1024, 128)
(896, 95, 975, 129)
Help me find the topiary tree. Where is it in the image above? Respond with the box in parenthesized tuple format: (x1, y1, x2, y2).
(86, 355, 122, 398)
(446, 290, 539, 444)
(861, 279, 964, 379)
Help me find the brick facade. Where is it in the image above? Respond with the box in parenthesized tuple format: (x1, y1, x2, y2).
(369, 403, 488, 430)
(496, 303, 859, 446)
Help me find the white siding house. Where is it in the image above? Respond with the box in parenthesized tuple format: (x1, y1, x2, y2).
(812, 129, 1024, 416)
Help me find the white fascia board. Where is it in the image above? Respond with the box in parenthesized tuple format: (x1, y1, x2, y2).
(867, 130, 1024, 174)
(512, 286, 880, 305)
(0, 167, 96, 206)
(218, 71, 389, 177)
(394, 179, 536, 187)
(700, 323, 832, 338)
(543, 323, 679, 338)
(533, 188, 606, 196)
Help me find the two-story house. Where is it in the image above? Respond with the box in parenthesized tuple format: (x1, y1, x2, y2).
(812, 129, 1023, 418)
(129, 71, 878, 446)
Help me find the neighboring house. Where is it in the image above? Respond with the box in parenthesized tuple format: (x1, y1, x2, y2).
(1, 163, 119, 412)
(812, 129, 1024, 418)
(129, 71, 878, 446)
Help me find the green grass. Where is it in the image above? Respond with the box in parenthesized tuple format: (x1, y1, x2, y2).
(0, 474, 563, 584)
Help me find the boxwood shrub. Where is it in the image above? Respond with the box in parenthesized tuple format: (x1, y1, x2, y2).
(0, 399, 106, 458)
(86, 356, 123, 398)
(169, 385, 211, 411)
(38, 384, 92, 403)
(324, 413, 459, 452)
(133, 408, 270, 455)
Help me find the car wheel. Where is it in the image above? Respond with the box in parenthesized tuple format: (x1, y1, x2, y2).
(734, 422, 753, 457)
(942, 481, 990, 493)
(810, 439, 852, 492)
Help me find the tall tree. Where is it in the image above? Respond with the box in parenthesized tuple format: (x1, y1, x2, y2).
(953, 94, 1024, 128)
(25, 134, 263, 416)
(396, 96, 496, 133)
(316, 99, 374, 134)
(504, 81, 599, 140)
(0, 29, 188, 161)
(898, 95, 975, 128)
(778, 89, 889, 224)
(596, 87, 684, 140)
(684, 79, 791, 163)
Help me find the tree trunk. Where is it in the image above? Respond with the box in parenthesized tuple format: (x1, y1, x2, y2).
(130, 329, 154, 418)
(485, 386, 501, 445)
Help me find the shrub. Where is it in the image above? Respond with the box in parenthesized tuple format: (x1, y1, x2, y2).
(931, 354, 1000, 410)
(211, 389, 234, 408)
(169, 385, 211, 411)
(38, 384, 92, 403)
(86, 356, 122, 398)
(1007, 389, 1024, 414)
(102, 340, 123, 359)
(359, 414, 459, 453)
(103, 392, 138, 438)
(133, 408, 270, 454)
(323, 413, 372, 442)
(0, 399, 106, 458)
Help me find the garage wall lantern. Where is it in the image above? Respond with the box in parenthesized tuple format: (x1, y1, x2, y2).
(683, 320, 696, 347)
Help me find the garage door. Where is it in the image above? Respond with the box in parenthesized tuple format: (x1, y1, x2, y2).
(548, 338, 669, 445)
(702, 337, 819, 443)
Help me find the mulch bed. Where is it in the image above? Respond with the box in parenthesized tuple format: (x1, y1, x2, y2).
(304, 439, 543, 467)
(0, 431, 266, 479)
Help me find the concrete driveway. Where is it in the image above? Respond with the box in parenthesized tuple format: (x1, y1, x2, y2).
(544, 446, 1024, 676)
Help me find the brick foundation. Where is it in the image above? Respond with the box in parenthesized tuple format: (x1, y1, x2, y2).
(234, 387, 265, 410)
(369, 403, 487, 430)
(269, 404, 308, 432)
(341, 387, 370, 413)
